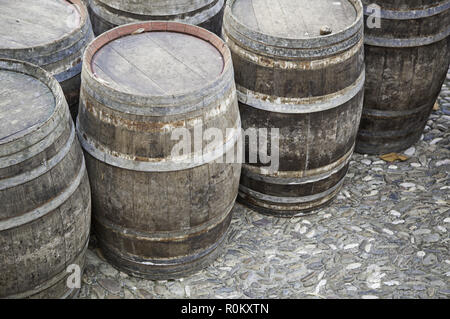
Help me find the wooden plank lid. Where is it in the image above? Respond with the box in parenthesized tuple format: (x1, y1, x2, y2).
(0, 0, 81, 49)
(91, 30, 224, 95)
(83, 22, 234, 115)
(231, 0, 357, 39)
(0, 68, 55, 141)
(0, 59, 68, 151)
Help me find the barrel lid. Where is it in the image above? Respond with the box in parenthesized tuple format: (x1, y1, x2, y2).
(96, 0, 217, 16)
(231, 0, 357, 39)
(91, 29, 224, 96)
(0, 69, 55, 142)
(0, 0, 81, 49)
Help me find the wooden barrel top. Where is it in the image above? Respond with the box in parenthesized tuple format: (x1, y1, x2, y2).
(96, 0, 216, 15)
(0, 69, 55, 141)
(0, 0, 81, 49)
(231, 0, 357, 38)
(91, 31, 224, 95)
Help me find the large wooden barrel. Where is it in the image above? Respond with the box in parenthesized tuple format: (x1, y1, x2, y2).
(223, 0, 365, 216)
(0, 0, 94, 120)
(357, 0, 450, 154)
(0, 59, 91, 299)
(77, 22, 241, 279)
(88, 0, 226, 36)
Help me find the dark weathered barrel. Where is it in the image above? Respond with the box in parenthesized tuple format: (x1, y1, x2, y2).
(88, 0, 226, 36)
(0, 0, 94, 120)
(357, 0, 450, 154)
(77, 22, 241, 279)
(0, 59, 91, 299)
(223, 0, 365, 216)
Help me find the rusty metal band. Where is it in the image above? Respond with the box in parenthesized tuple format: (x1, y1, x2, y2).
(239, 178, 345, 205)
(0, 156, 87, 231)
(76, 119, 241, 172)
(365, 27, 450, 47)
(242, 146, 353, 185)
(237, 70, 365, 114)
(363, 1, 450, 19)
(0, 124, 75, 190)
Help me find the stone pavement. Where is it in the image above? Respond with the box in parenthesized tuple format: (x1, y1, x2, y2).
(79, 69, 450, 299)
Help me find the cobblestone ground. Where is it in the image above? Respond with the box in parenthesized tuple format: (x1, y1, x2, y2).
(80, 69, 450, 299)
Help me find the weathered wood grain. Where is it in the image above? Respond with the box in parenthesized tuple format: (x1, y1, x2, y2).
(0, 0, 94, 120)
(357, 0, 450, 154)
(91, 31, 223, 95)
(88, 0, 226, 36)
(223, 0, 365, 216)
(0, 59, 91, 299)
(232, 0, 356, 38)
(77, 22, 241, 279)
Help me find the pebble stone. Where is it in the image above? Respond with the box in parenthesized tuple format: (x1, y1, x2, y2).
(79, 68, 450, 299)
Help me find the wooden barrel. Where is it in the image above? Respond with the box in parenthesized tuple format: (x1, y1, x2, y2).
(0, 0, 94, 120)
(88, 0, 226, 36)
(0, 59, 91, 299)
(77, 22, 241, 279)
(357, 0, 450, 154)
(222, 0, 365, 216)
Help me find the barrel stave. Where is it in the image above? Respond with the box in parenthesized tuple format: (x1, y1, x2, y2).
(229, 44, 364, 99)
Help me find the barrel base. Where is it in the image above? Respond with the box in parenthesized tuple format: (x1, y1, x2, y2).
(355, 130, 423, 155)
(4, 241, 88, 299)
(96, 228, 229, 280)
(237, 181, 344, 218)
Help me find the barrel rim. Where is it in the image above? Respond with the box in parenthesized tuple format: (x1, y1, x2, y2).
(92, 0, 222, 19)
(0, 58, 67, 145)
(82, 21, 233, 102)
(361, 0, 450, 13)
(0, 0, 89, 53)
(224, 0, 364, 49)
